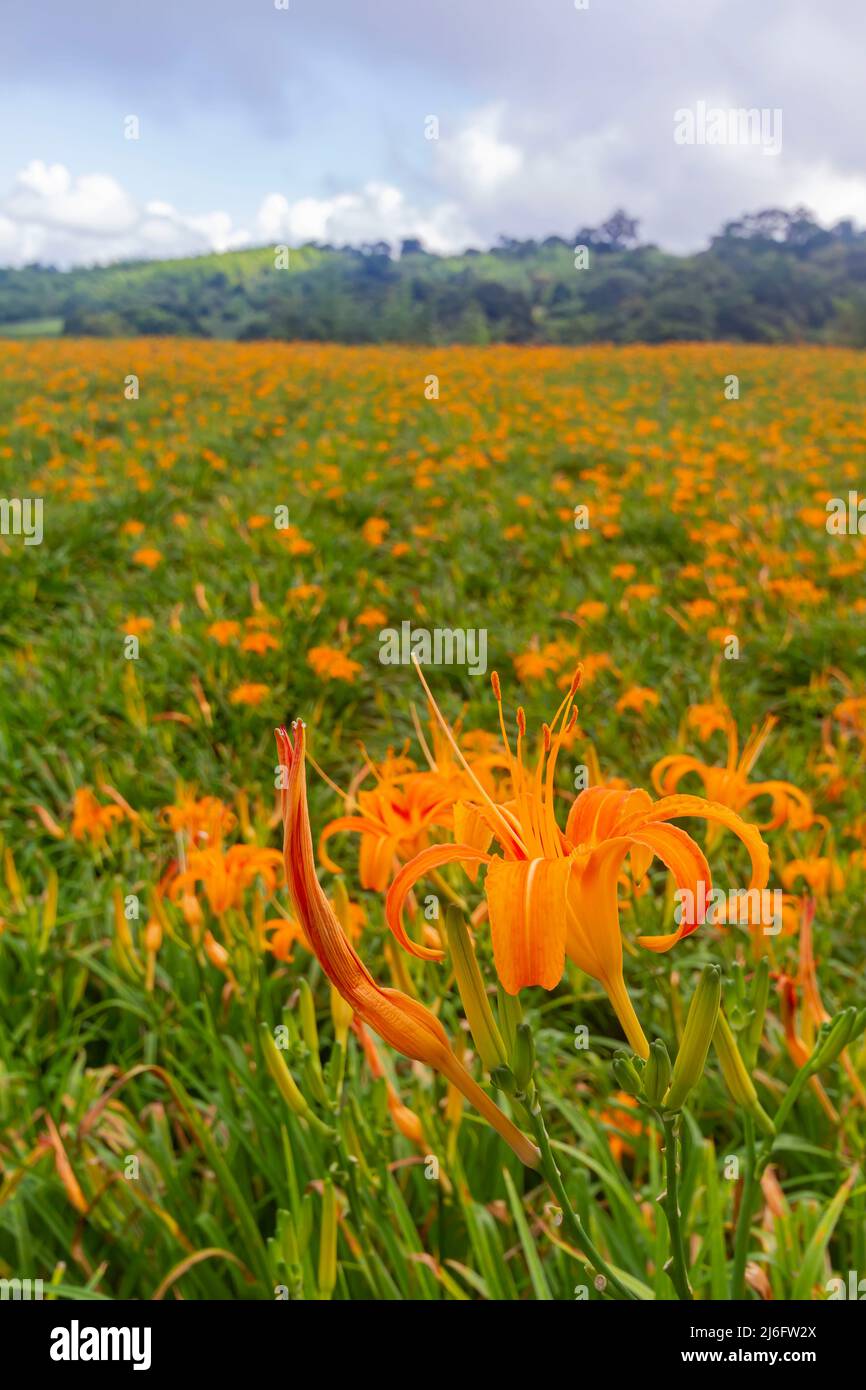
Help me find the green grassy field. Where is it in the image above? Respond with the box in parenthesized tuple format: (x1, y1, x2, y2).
(0, 339, 864, 1301)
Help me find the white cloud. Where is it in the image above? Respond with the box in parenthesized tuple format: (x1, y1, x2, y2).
(0, 159, 482, 266)
(5, 161, 138, 235)
(0, 161, 249, 266)
(255, 181, 477, 253)
(436, 106, 523, 195)
(3, 95, 865, 272)
(785, 164, 866, 226)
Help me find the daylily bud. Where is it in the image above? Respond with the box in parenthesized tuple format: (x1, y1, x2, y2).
(612, 1050, 644, 1097)
(318, 1180, 338, 1301)
(329, 984, 354, 1049)
(644, 1039, 672, 1105)
(144, 919, 162, 954)
(491, 1064, 517, 1095)
(665, 965, 721, 1111)
(445, 905, 507, 1072)
(512, 1021, 535, 1093)
(179, 892, 203, 941)
(330, 874, 350, 920)
(203, 929, 230, 974)
(745, 956, 770, 1068)
(298, 978, 329, 1105)
(809, 1008, 857, 1072)
(261, 1023, 312, 1120)
(390, 1102, 425, 1147)
(713, 1011, 775, 1136)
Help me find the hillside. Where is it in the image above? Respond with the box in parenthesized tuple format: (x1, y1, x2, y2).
(2, 206, 866, 345)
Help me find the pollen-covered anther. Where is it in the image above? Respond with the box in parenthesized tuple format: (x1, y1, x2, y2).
(491, 671, 501, 702)
(516, 707, 526, 737)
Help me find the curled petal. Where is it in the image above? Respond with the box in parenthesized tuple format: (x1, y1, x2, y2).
(385, 842, 492, 960)
(742, 780, 814, 832)
(650, 754, 706, 797)
(630, 822, 712, 951)
(318, 815, 387, 874)
(565, 785, 652, 848)
(620, 793, 770, 890)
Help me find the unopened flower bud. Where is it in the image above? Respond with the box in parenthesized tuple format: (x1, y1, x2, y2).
(512, 1021, 535, 1093)
(644, 1039, 672, 1105)
(665, 965, 721, 1111)
(713, 1010, 775, 1136)
(612, 1051, 643, 1097)
(445, 906, 507, 1072)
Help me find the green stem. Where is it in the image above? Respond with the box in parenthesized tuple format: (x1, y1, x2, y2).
(428, 869, 469, 915)
(529, 1095, 636, 1301)
(660, 1112, 692, 1300)
(731, 1113, 757, 1299)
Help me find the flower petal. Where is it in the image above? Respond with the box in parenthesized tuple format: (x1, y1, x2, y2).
(318, 815, 386, 874)
(454, 801, 495, 880)
(630, 822, 711, 951)
(565, 785, 652, 848)
(650, 754, 705, 797)
(385, 842, 493, 960)
(621, 793, 770, 890)
(486, 856, 572, 994)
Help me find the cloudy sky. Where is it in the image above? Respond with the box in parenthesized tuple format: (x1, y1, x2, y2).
(1, 0, 864, 266)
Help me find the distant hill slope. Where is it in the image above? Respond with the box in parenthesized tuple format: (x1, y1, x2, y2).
(2, 207, 866, 345)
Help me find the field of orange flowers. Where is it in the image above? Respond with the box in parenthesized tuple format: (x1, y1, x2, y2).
(0, 339, 864, 1302)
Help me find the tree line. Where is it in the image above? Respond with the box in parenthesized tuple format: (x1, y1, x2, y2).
(2, 207, 866, 345)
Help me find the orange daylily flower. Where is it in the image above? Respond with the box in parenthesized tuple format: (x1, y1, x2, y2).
(835, 696, 866, 738)
(275, 720, 538, 1167)
(122, 615, 154, 637)
(70, 787, 125, 845)
(240, 631, 279, 655)
(171, 844, 283, 916)
(356, 606, 388, 628)
(207, 620, 241, 646)
(230, 682, 271, 707)
(652, 712, 814, 832)
(781, 854, 844, 900)
(319, 719, 508, 892)
(262, 914, 309, 962)
(132, 547, 163, 569)
(385, 667, 769, 1059)
(685, 702, 730, 741)
(320, 772, 456, 892)
(307, 646, 362, 682)
(513, 642, 562, 684)
(615, 686, 659, 715)
(160, 791, 236, 845)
